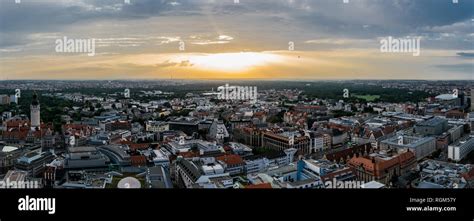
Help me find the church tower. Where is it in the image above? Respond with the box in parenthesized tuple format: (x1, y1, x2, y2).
(30, 92, 41, 130)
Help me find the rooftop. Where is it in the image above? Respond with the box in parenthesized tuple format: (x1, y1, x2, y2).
(417, 160, 470, 189)
(361, 181, 385, 189)
(1, 146, 19, 153)
(435, 94, 457, 101)
(381, 135, 435, 148)
(417, 117, 447, 127)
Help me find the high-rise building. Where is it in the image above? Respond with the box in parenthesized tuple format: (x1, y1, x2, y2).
(0, 95, 10, 105)
(30, 92, 41, 130)
(471, 88, 474, 112)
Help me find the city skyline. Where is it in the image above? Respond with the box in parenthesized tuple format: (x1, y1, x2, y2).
(0, 0, 473, 80)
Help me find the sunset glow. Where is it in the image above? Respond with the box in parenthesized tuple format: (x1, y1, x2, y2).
(0, 0, 471, 80)
(186, 52, 284, 72)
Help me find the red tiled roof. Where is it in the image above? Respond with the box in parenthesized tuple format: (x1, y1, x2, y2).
(326, 143, 372, 162)
(64, 124, 89, 130)
(246, 183, 272, 189)
(216, 154, 244, 166)
(178, 151, 200, 158)
(5, 119, 29, 129)
(348, 151, 416, 176)
(2, 130, 28, 140)
(382, 126, 395, 135)
(121, 141, 150, 151)
(223, 146, 232, 152)
(461, 168, 474, 180)
(348, 157, 375, 171)
(130, 155, 147, 166)
(129, 143, 150, 151)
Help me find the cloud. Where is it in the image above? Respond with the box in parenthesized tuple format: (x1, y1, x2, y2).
(0, 0, 472, 79)
(189, 35, 234, 45)
(436, 63, 474, 73)
(218, 35, 234, 41)
(457, 52, 474, 58)
(155, 60, 194, 68)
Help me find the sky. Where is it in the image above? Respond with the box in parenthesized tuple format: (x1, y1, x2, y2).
(0, 0, 473, 80)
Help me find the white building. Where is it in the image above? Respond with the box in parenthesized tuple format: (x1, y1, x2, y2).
(447, 124, 463, 143)
(448, 136, 474, 162)
(175, 157, 233, 188)
(153, 149, 170, 169)
(244, 157, 269, 174)
(309, 133, 325, 153)
(380, 135, 436, 160)
(145, 121, 169, 132)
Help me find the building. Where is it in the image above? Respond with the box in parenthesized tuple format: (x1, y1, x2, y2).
(0, 145, 24, 175)
(145, 166, 173, 188)
(64, 146, 109, 169)
(175, 157, 233, 188)
(448, 136, 474, 162)
(225, 142, 253, 156)
(303, 159, 355, 182)
(348, 150, 417, 185)
(380, 135, 436, 160)
(447, 124, 464, 143)
(283, 111, 308, 128)
(105, 121, 131, 132)
(242, 148, 296, 174)
(145, 121, 169, 132)
(15, 151, 55, 177)
(307, 131, 331, 153)
(471, 88, 474, 112)
(243, 156, 269, 174)
(326, 143, 374, 164)
(435, 94, 461, 107)
(416, 160, 471, 188)
(233, 126, 263, 148)
(262, 131, 310, 155)
(294, 104, 327, 114)
(361, 181, 386, 189)
(208, 119, 229, 144)
(98, 145, 131, 166)
(168, 118, 199, 136)
(30, 92, 41, 129)
(163, 138, 224, 157)
(152, 149, 170, 169)
(0, 95, 11, 105)
(446, 110, 466, 120)
(248, 163, 323, 189)
(1, 170, 40, 188)
(415, 117, 448, 136)
(436, 133, 449, 150)
(470, 112, 474, 134)
(216, 154, 244, 176)
(61, 170, 112, 189)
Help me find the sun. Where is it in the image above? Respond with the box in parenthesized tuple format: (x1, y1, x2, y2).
(186, 52, 283, 72)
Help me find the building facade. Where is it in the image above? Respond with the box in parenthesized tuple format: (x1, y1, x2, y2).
(30, 93, 41, 129)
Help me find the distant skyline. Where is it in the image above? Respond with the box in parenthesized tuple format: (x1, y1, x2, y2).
(0, 0, 473, 80)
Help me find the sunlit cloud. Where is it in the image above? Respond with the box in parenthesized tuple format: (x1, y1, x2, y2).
(0, 0, 472, 80)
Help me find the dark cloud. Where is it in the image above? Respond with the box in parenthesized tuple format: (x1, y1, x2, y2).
(0, 0, 472, 50)
(457, 52, 474, 58)
(0, 0, 199, 33)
